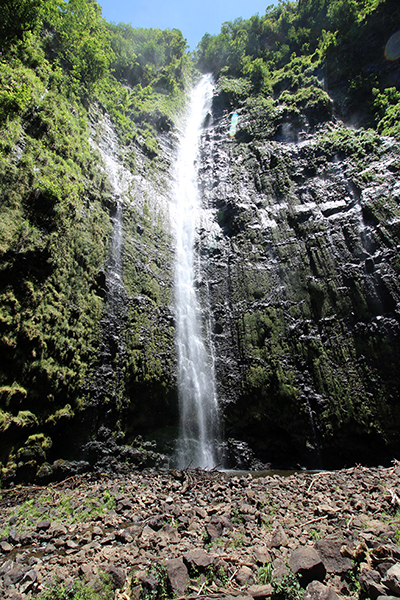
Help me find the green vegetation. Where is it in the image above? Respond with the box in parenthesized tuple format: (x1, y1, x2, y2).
(0, 0, 191, 482)
(272, 570, 303, 600)
(0, 23, 113, 480)
(0, 487, 116, 538)
(196, 0, 399, 131)
(0, 0, 43, 48)
(38, 573, 114, 600)
(257, 563, 303, 600)
(258, 563, 273, 585)
(142, 564, 170, 600)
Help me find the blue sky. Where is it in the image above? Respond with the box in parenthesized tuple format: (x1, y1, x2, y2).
(98, 0, 279, 50)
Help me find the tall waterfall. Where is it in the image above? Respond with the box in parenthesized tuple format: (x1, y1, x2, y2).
(173, 75, 221, 469)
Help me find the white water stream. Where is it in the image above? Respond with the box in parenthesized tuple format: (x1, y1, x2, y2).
(173, 75, 221, 469)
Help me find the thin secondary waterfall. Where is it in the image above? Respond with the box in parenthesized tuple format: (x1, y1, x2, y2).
(88, 116, 132, 405)
(173, 75, 221, 469)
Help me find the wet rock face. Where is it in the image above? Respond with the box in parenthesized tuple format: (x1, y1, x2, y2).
(196, 90, 400, 469)
(80, 116, 178, 463)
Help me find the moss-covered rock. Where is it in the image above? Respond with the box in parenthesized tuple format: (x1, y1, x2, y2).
(197, 88, 400, 468)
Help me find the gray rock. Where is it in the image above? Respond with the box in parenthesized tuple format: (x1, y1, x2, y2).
(36, 519, 51, 531)
(116, 498, 133, 513)
(383, 563, 400, 595)
(103, 565, 126, 590)
(236, 566, 255, 586)
(272, 559, 290, 581)
(248, 583, 273, 598)
(315, 539, 352, 574)
(116, 529, 133, 543)
(377, 561, 395, 577)
(50, 523, 67, 537)
(141, 574, 158, 594)
(359, 568, 387, 600)
(5, 592, 25, 600)
(140, 525, 156, 544)
(268, 525, 288, 548)
(304, 580, 340, 600)
(165, 559, 189, 595)
(388, 545, 400, 561)
(253, 546, 271, 565)
(100, 533, 116, 545)
(0, 541, 13, 553)
(92, 526, 103, 537)
(8, 529, 19, 545)
(0, 560, 13, 576)
(206, 521, 221, 541)
(18, 530, 34, 545)
(183, 549, 214, 570)
(289, 547, 326, 586)
(4, 566, 27, 586)
(18, 568, 38, 594)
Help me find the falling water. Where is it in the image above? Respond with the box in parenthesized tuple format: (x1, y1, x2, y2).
(173, 75, 221, 469)
(88, 116, 132, 405)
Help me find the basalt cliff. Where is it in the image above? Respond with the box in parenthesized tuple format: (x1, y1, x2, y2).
(1, 0, 400, 481)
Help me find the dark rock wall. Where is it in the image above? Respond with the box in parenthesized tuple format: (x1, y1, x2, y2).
(3, 85, 400, 480)
(82, 124, 179, 464)
(195, 90, 400, 469)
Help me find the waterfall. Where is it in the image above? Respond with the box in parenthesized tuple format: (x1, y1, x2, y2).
(88, 116, 132, 406)
(173, 75, 221, 470)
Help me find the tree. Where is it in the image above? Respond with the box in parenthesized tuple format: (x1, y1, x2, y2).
(46, 0, 115, 88)
(0, 0, 42, 48)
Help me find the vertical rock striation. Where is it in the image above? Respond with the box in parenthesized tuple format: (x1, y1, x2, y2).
(195, 88, 400, 469)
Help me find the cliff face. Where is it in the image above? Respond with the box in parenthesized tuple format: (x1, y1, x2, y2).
(2, 81, 400, 479)
(195, 88, 400, 469)
(2, 85, 400, 479)
(2, 0, 400, 481)
(0, 100, 179, 481)
(86, 115, 179, 460)
(0, 12, 188, 481)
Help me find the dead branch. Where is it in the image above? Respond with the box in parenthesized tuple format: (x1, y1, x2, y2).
(302, 514, 329, 527)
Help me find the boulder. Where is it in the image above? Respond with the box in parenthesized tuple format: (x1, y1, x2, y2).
(206, 522, 221, 541)
(18, 569, 38, 594)
(272, 559, 290, 581)
(103, 566, 126, 590)
(289, 547, 326, 586)
(315, 539, 352, 574)
(236, 566, 255, 586)
(50, 523, 67, 537)
(183, 549, 214, 571)
(248, 584, 273, 598)
(304, 580, 340, 600)
(383, 563, 400, 596)
(36, 519, 51, 532)
(140, 525, 156, 545)
(3, 565, 28, 586)
(253, 546, 271, 565)
(8, 529, 19, 545)
(359, 568, 387, 600)
(116, 498, 133, 513)
(0, 542, 13, 553)
(165, 559, 189, 595)
(268, 525, 288, 548)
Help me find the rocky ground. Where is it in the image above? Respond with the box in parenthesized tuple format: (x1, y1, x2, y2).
(1, 462, 400, 600)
